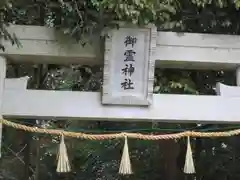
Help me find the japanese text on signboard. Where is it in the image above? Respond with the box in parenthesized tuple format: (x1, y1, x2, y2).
(121, 36, 137, 90)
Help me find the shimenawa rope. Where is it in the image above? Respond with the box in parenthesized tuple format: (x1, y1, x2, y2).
(1, 119, 240, 140)
(1, 118, 239, 175)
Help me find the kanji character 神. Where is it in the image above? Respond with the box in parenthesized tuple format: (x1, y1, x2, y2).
(121, 64, 135, 76)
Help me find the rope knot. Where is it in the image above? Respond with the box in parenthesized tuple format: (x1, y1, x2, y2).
(185, 131, 192, 137)
(60, 131, 66, 136)
(121, 132, 128, 138)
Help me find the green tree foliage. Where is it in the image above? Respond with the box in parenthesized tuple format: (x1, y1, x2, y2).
(2, 0, 240, 45)
(0, 0, 20, 51)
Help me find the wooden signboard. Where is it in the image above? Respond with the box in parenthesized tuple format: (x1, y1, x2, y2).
(102, 25, 157, 106)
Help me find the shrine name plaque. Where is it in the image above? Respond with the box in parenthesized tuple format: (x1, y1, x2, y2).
(102, 25, 157, 106)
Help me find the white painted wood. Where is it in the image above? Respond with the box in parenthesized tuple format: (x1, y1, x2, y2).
(2, 89, 240, 123)
(0, 57, 7, 158)
(215, 83, 240, 97)
(2, 25, 240, 124)
(4, 76, 29, 90)
(1, 25, 99, 65)
(11, 25, 240, 49)
(102, 25, 156, 105)
(157, 31, 240, 49)
(1, 39, 98, 65)
(157, 32, 240, 68)
(216, 67, 240, 97)
(236, 67, 240, 86)
(2, 25, 240, 69)
(155, 46, 240, 69)
(6, 25, 57, 41)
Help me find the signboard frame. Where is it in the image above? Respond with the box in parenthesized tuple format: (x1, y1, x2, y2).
(102, 24, 157, 106)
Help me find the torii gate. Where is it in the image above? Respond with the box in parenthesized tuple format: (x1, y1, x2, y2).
(0, 24, 240, 173)
(0, 25, 240, 125)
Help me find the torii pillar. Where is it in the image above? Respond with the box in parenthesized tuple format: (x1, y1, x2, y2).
(0, 56, 7, 157)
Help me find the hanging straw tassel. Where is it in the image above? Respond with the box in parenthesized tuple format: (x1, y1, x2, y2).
(184, 136, 195, 174)
(119, 135, 133, 175)
(56, 134, 71, 173)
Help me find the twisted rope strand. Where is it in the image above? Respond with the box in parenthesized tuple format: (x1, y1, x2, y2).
(1, 119, 240, 140)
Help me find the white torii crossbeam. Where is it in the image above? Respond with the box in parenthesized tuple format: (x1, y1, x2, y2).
(1, 25, 240, 123)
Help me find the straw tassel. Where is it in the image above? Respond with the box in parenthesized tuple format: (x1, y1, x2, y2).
(119, 136, 133, 175)
(184, 136, 195, 174)
(56, 134, 71, 173)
